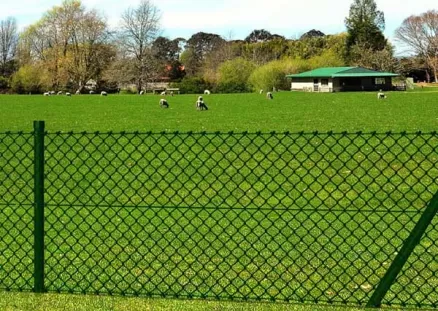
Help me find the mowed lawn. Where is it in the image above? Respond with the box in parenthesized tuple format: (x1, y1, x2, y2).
(0, 292, 387, 311)
(0, 91, 437, 132)
(1, 91, 438, 310)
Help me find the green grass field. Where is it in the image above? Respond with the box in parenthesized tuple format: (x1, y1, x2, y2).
(0, 292, 393, 311)
(1, 91, 438, 310)
(0, 91, 437, 132)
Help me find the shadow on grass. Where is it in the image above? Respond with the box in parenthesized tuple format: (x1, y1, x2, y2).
(0, 292, 410, 311)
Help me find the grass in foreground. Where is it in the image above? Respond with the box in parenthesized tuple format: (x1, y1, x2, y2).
(0, 292, 400, 311)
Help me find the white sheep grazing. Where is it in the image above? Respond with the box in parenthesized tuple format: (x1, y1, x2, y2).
(204, 90, 211, 95)
(66, 92, 71, 97)
(259, 89, 264, 94)
(57, 91, 63, 95)
(140, 90, 145, 95)
(196, 96, 208, 110)
(170, 91, 174, 96)
(89, 90, 95, 94)
(49, 91, 56, 95)
(377, 92, 386, 99)
(161, 91, 166, 96)
(75, 90, 80, 95)
(101, 91, 108, 96)
(160, 98, 169, 108)
(266, 92, 273, 99)
(43, 92, 50, 96)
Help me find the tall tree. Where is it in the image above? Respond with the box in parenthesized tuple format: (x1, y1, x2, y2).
(0, 17, 18, 77)
(69, 9, 113, 91)
(395, 10, 438, 82)
(21, 1, 84, 89)
(184, 32, 225, 76)
(345, 0, 386, 58)
(119, 0, 161, 92)
(300, 29, 325, 40)
(151, 36, 186, 80)
(152, 36, 181, 62)
(245, 29, 274, 43)
(350, 43, 399, 72)
(19, 0, 112, 92)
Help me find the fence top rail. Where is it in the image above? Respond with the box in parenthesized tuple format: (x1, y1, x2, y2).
(43, 203, 426, 213)
(1, 130, 438, 136)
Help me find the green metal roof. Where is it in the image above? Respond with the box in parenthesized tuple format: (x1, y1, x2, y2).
(286, 67, 398, 78)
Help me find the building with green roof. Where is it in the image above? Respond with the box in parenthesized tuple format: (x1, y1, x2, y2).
(286, 67, 399, 92)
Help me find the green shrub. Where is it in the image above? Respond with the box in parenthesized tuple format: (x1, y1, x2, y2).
(170, 77, 212, 94)
(216, 58, 255, 93)
(11, 64, 50, 94)
(215, 82, 249, 93)
(120, 87, 138, 95)
(0, 76, 9, 92)
(247, 54, 345, 92)
(248, 59, 309, 92)
(308, 50, 345, 69)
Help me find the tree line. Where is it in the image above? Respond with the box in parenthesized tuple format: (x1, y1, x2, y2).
(0, 0, 437, 94)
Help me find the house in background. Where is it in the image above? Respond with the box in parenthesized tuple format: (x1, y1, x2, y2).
(286, 67, 400, 92)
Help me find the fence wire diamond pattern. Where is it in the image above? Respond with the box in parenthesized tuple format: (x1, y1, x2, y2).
(1, 129, 438, 307)
(0, 132, 34, 291)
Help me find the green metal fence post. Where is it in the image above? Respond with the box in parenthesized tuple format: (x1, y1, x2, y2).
(33, 121, 45, 293)
(366, 191, 438, 308)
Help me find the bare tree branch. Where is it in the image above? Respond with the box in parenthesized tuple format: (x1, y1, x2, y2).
(395, 10, 438, 82)
(0, 17, 18, 75)
(119, 0, 161, 91)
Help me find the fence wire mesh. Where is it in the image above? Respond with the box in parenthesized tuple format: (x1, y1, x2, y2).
(0, 132, 34, 291)
(1, 130, 438, 307)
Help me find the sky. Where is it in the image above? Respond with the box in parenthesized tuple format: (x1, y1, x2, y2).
(1, 0, 437, 54)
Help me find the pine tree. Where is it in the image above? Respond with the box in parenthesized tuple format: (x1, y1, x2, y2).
(345, 0, 387, 58)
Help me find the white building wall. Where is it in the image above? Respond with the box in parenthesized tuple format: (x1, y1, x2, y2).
(291, 78, 334, 92)
(291, 79, 314, 91)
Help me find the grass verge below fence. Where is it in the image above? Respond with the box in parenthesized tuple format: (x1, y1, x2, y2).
(0, 292, 395, 311)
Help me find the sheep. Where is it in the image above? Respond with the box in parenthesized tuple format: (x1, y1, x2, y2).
(89, 90, 95, 95)
(43, 92, 50, 96)
(49, 91, 56, 95)
(101, 91, 108, 96)
(377, 91, 386, 99)
(75, 90, 81, 95)
(196, 96, 208, 111)
(266, 92, 273, 100)
(66, 92, 71, 97)
(161, 91, 166, 96)
(204, 90, 211, 95)
(259, 89, 264, 94)
(170, 91, 174, 96)
(57, 91, 63, 95)
(160, 98, 169, 108)
(139, 90, 145, 95)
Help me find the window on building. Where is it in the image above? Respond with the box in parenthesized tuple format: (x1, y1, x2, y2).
(375, 78, 386, 85)
(321, 79, 329, 86)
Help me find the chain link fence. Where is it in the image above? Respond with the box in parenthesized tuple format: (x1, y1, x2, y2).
(1, 124, 438, 308)
(0, 132, 34, 291)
